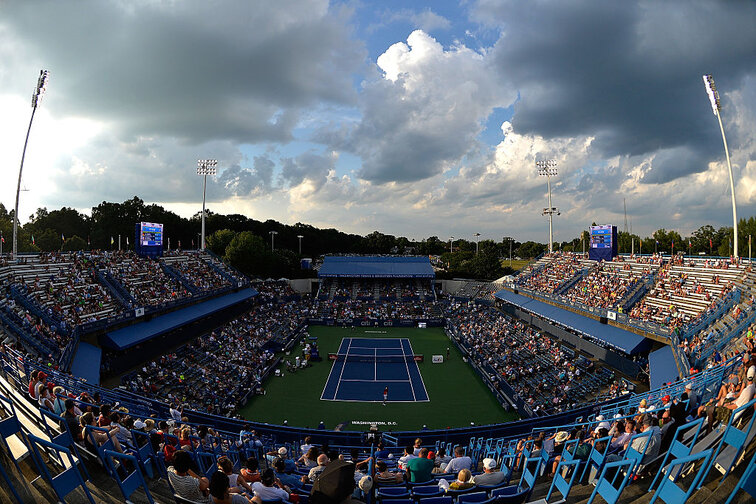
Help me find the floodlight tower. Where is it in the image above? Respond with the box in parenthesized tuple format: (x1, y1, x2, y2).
(297, 235, 304, 255)
(197, 159, 217, 250)
(269, 230, 278, 252)
(537, 159, 559, 254)
(13, 70, 50, 259)
(450, 236, 454, 253)
(703, 74, 738, 258)
(474, 233, 481, 255)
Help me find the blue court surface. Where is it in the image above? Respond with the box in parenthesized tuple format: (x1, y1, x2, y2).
(321, 338, 429, 402)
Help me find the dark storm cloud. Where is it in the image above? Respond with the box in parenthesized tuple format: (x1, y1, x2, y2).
(475, 0, 756, 184)
(2, 0, 364, 144)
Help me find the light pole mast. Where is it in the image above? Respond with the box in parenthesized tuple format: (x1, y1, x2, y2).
(196, 159, 217, 250)
(537, 160, 559, 254)
(297, 235, 304, 255)
(270, 231, 278, 252)
(13, 70, 50, 259)
(703, 74, 738, 258)
(474, 233, 481, 255)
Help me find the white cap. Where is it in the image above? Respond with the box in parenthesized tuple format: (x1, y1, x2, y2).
(133, 420, 146, 430)
(614, 414, 622, 420)
(685, 383, 693, 390)
(278, 447, 287, 455)
(596, 415, 604, 421)
(748, 366, 755, 381)
(483, 458, 497, 470)
(359, 475, 373, 492)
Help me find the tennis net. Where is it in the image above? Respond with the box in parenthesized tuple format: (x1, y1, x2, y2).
(327, 353, 424, 364)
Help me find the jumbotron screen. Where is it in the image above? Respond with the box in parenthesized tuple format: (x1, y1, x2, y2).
(589, 225, 612, 249)
(140, 222, 163, 247)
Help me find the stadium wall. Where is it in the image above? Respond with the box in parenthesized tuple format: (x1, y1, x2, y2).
(307, 317, 444, 328)
(498, 304, 642, 378)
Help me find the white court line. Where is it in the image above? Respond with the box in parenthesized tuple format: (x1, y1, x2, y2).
(320, 338, 349, 401)
(374, 348, 377, 381)
(403, 338, 429, 401)
(340, 379, 411, 383)
(401, 338, 418, 401)
(333, 338, 352, 399)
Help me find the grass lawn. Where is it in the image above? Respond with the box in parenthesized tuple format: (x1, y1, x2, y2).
(238, 326, 518, 431)
(502, 259, 531, 271)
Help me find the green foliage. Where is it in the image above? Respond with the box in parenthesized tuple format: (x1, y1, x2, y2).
(224, 231, 265, 276)
(61, 235, 87, 252)
(206, 229, 237, 256)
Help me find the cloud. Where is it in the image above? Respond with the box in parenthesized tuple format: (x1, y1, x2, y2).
(473, 0, 756, 183)
(0, 0, 364, 144)
(318, 30, 515, 184)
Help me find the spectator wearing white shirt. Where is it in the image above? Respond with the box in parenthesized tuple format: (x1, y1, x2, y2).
(444, 446, 472, 473)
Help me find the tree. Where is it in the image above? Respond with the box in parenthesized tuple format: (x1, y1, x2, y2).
(61, 235, 87, 252)
(224, 232, 265, 276)
(206, 229, 237, 257)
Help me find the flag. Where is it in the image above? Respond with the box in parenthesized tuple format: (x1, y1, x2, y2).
(61, 233, 65, 241)
(31, 235, 35, 245)
(87, 236, 90, 246)
(710, 238, 713, 249)
(126, 236, 129, 246)
(110, 236, 114, 245)
(689, 240, 692, 248)
(0, 236, 4, 244)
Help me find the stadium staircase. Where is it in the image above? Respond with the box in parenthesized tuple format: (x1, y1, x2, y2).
(158, 260, 199, 295)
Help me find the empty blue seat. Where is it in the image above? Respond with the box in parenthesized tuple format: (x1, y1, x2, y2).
(457, 491, 489, 504)
(26, 434, 95, 504)
(104, 449, 156, 504)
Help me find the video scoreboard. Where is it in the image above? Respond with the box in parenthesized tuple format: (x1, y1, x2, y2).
(135, 222, 164, 258)
(588, 224, 617, 262)
(140, 222, 163, 246)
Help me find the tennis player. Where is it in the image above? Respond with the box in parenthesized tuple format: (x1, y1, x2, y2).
(383, 386, 388, 406)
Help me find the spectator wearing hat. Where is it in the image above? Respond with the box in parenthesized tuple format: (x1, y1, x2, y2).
(406, 448, 434, 483)
(472, 458, 506, 486)
(545, 431, 569, 477)
(62, 399, 83, 442)
(34, 372, 48, 401)
(684, 384, 698, 414)
(266, 446, 296, 473)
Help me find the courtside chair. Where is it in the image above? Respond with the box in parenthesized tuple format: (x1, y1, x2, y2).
(648, 449, 713, 504)
(104, 449, 156, 504)
(586, 459, 636, 504)
(26, 434, 96, 504)
(38, 407, 91, 480)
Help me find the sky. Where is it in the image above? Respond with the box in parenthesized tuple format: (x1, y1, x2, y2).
(1, 0, 755, 244)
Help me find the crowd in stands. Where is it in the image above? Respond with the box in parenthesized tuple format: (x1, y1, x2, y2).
(100, 250, 193, 307)
(312, 299, 442, 320)
(13, 252, 123, 327)
(253, 281, 297, 301)
(562, 264, 640, 309)
(165, 251, 232, 292)
(123, 297, 312, 416)
(446, 303, 612, 415)
(516, 253, 583, 295)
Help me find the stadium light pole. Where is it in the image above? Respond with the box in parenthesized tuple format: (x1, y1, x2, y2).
(197, 159, 217, 250)
(270, 230, 278, 252)
(297, 234, 303, 255)
(504, 236, 513, 267)
(537, 160, 559, 254)
(449, 236, 454, 253)
(703, 74, 738, 258)
(474, 233, 481, 255)
(13, 70, 50, 260)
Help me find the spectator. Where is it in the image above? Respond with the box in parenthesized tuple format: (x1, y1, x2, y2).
(439, 469, 474, 491)
(304, 454, 330, 484)
(472, 458, 506, 486)
(169, 450, 211, 504)
(397, 445, 417, 470)
(444, 446, 472, 473)
(251, 468, 292, 501)
(240, 457, 261, 484)
(406, 448, 434, 483)
(217, 456, 254, 495)
(374, 461, 403, 485)
(209, 471, 254, 504)
(273, 457, 304, 490)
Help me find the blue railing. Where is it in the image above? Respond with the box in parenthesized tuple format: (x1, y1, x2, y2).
(160, 262, 200, 295)
(0, 305, 60, 358)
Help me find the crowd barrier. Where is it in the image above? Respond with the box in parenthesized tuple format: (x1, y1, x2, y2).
(307, 317, 444, 328)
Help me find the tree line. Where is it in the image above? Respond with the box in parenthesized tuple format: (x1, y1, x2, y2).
(0, 196, 752, 279)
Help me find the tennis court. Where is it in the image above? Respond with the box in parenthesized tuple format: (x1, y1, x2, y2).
(320, 337, 429, 402)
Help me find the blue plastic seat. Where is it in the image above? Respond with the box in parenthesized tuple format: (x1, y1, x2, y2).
(0, 394, 25, 476)
(543, 458, 580, 503)
(586, 459, 636, 504)
(647, 417, 704, 492)
(579, 435, 612, 483)
(648, 449, 713, 504)
(417, 497, 452, 504)
(702, 397, 756, 486)
(104, 449, 156, 503)
(83, 424, 120, 478)
(38, 407, 90, 481)
(378, 486, 411, 500)
(725, 448, 756, 504)
(26, 434, 95, 504)
(412, 485, 443, 499)
(457, 491, 489, 504)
